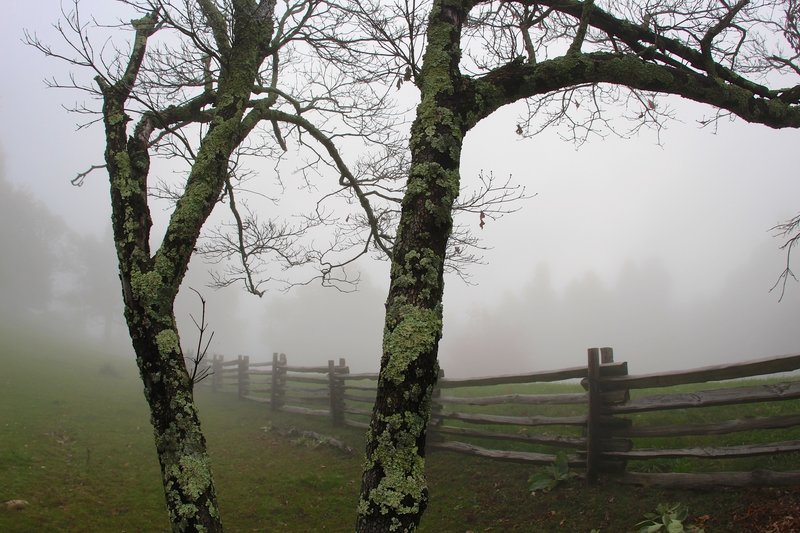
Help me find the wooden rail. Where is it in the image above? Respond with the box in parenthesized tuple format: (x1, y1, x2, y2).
(204, 348, 800, 488)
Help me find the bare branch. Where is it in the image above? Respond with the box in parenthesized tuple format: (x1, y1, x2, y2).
(222, 176, 265, 297)
(567, 0, 594, 56)
(185, 287, 215, 387)
(770, 213, 800, 301)
(71, 163, 107, 187)
(196, 0, 231, 57)
(699, 0, 749, 78)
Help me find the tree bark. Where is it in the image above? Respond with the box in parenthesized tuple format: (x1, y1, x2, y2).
(101, 82, 227, 530)
(356, 1, 470, 531)
(130, 323, 222, 531)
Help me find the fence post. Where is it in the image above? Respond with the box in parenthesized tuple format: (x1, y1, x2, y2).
(586, 347, 601, 484)
(238, 355, 249, 400)
(600, 347, 613, 364)
(328, 359, 346, 426)
(271, 352, 286, 411)
(270, 352, 278, 409)
(211, 355, 223, 392)
(598, 347, 631, 476)
(428, 367, 445, 439)
(339, 358, 349, 425)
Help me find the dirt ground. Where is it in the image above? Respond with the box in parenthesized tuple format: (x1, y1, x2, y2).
(733, 487, 800, 532)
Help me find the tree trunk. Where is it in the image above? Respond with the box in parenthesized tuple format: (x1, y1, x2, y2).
(99, 74, 226, 531)
(130, 321, 222, 532)
(108, 129, 226, 531)
(357, 1, 469, 531)
(92, 8, 277, 530)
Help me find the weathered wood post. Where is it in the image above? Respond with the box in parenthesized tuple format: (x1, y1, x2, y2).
(211, 355, 223, 392)
(328, 359, 338, 425)
(338, 358, 349, 425)
(237, 355, 249, 400)
(600, 347, 613, 364)
(270, 352, 287, 411)
(598, 347, 631, 476)
(584, 347, 633, 482)
(586, 347, 601, 484)
(427, 367, 445, 440)
(328, 358, 347, 426)
(270, 352, 278, 408)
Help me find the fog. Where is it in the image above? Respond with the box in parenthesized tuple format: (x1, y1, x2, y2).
(2, 3, 800, 379)
(4, 151, 798, 379)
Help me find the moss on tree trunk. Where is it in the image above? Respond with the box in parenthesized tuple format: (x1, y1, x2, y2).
(356, 1, 469, 531)
(95, 7, 276, 531)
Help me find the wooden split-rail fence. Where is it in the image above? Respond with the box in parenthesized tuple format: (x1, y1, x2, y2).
(205, 348, 800, 488)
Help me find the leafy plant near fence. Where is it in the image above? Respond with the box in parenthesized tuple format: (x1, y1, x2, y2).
(635, 502, 705, 533)
(528, 453, 576, 493)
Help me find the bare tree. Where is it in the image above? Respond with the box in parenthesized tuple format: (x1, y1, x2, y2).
(26, 0, 402, 530)
(331, 1, 800, 531)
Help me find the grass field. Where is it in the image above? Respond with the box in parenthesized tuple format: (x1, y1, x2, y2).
(2, 324, 799, 532)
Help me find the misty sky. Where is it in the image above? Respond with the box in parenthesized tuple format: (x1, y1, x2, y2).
(2, 3, 799, 378)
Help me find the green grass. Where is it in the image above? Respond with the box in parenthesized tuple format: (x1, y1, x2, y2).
(1, 324, 798, 532)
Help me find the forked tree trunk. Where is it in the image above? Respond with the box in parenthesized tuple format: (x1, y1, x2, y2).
(108, 127, 226, 530)
(95, 8, 276, 531)
(101, 78, 227, 531)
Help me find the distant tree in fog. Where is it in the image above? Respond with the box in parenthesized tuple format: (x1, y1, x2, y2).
(60, 229, 126, 344)
(1, 163, 128, 345)
(0, 169, 63, 317)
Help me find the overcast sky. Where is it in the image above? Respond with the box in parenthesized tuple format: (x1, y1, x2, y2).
(3, 2, 799, 377)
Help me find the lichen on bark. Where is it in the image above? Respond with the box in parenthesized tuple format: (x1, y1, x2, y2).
(382, 304, 442, 385)
(357, 2, 468, 532)
(91, 4, 278, 532)
(155, 329, 180, 355)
